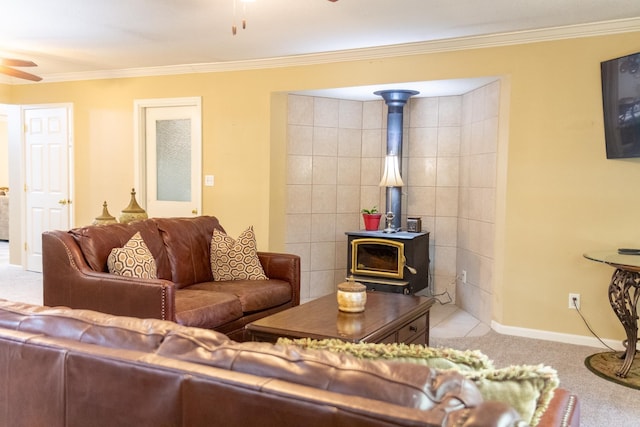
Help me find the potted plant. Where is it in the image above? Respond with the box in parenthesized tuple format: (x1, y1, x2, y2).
(361, 206, 382, 231)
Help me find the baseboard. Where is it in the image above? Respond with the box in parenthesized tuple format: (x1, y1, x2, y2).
(491, 320, 624, 351)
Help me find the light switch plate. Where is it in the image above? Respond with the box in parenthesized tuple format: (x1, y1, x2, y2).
(204, 175, 214, 186)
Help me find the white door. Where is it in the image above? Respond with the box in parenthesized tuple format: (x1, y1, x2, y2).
(136, 98, 201, 217)
(24, 106, 72, 272)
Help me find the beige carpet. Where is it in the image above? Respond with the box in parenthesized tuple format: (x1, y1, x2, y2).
(433, 330, 640, 427)
(0, 241, 42, 305)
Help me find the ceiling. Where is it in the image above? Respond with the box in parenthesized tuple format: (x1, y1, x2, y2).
(1, 0, 640, 97)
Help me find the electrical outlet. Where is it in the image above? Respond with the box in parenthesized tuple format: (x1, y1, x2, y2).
(461, 270, 467, 284)
(569, 293, 581, 310)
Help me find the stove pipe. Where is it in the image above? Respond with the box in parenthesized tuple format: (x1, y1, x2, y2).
(374, 89, 419, 231)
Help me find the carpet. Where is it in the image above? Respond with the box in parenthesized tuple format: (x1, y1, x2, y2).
(584, 351, 640, 390)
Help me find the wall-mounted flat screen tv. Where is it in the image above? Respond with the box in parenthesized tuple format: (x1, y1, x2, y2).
(601, 51, 640, 159)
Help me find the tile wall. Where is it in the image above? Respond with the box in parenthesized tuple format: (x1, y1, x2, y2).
(285, 80, 500, 323)
(456, 81, 501, 323)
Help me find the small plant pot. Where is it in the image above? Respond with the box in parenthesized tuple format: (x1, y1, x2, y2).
(362, 213, 382, 231)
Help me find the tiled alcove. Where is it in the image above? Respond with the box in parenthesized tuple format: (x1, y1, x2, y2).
(284, 80, 500, 324)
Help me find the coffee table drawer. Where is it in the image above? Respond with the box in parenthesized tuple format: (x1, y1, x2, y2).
(379, 314, 427, 344)
(397, 315, 427, 343)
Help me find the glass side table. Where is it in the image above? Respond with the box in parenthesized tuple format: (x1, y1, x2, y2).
(584, 250, 640, 378)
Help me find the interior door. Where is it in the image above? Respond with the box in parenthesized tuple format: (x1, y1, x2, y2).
(24, 106, 72, 272)
(137, 99, 201, 218)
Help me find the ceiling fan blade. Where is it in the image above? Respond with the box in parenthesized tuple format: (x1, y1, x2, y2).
(1, 58, 38, 67)
(0, 65, 42, 82)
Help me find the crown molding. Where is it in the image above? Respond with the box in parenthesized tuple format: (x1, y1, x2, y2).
(12, 16, 640, 84)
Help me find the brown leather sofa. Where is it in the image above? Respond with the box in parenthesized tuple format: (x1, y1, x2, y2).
(0, 299, 532, 427)
(42, 216, 300, 340)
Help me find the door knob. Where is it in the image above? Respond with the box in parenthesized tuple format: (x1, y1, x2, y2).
(192, 209, 198, 215)
(58, 199, 68, 205)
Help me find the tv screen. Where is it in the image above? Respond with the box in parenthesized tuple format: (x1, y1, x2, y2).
(601, 51, 640, 159)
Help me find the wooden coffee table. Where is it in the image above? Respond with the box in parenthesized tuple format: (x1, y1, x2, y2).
(246, 292, 435, 345)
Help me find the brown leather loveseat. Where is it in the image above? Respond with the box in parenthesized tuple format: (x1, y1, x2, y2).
(0, 299, 527, 427)
(42, 216, 300, 340)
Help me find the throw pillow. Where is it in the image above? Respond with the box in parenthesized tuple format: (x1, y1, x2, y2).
(107, 232, 158, 279)
(277, 338, 558, 427)
(210, 226, 267, 281)
(462, 364, 559, 427)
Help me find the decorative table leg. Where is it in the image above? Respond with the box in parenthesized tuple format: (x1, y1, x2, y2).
(608, 269, 640, 378)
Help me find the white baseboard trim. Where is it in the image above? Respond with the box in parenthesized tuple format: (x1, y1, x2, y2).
(490, 320, 624, 351)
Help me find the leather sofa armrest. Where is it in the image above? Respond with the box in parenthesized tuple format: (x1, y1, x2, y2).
(42, 230, 176, 321)
(257, 252, 301, 306)
(536, 388, 580, 427)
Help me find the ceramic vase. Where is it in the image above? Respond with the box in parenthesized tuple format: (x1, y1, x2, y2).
(337, 277, 367, 313)
(119, 188, 148, 224)
(92, 201, 118, 226)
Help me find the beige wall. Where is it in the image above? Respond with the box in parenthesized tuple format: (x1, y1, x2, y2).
(0, 102, 8, 188)
(0, 115, 7, 187)
(5, 31, 640, 341)
(0, 85, 9, 103)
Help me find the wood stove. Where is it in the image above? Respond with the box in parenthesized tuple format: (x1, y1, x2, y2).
(346, 230, 429, 294)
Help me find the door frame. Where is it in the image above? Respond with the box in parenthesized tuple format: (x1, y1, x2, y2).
(133, 97, 202, 214)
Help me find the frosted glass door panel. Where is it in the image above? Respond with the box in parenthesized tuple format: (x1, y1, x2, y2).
(141, 99, 202, 218)
(156, 119, 191, 202)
